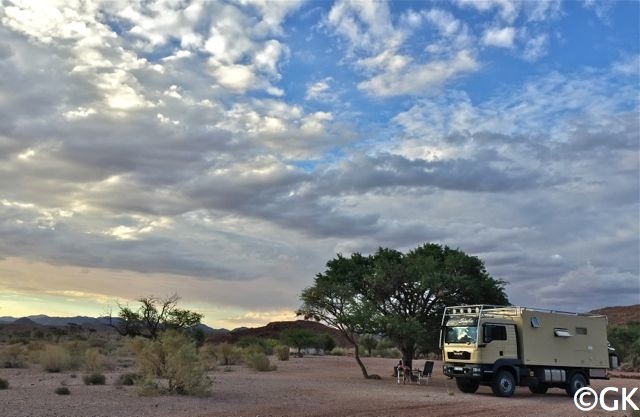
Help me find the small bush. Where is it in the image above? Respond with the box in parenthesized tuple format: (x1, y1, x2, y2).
(41, 345, 72, 372)
(83, 373, 106, 385)
(84, 348, 113, 372)
(329, 347, 346, 356)
(116, 372, 139, 386)
(133, 330, 211, 396)
(1, 344, 26, 368)
(199, 344, 218, 371)
(0, 378, 8, 389)
(54, 386, 70, 395)
(215, 343, 242, 366)
(244, 351, 276, 372)
(275, 345, 290, 361)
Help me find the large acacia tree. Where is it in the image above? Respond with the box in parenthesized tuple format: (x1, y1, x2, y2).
(299, 243, 509, 375)
(298, 253, 379, 378)
(366, 244, 508, 368)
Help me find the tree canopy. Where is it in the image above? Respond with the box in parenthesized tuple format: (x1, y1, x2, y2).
(299, 243, 509, 375)
(112, 294, 203, 339)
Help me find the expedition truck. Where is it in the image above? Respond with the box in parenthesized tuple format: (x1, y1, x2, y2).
(441, 305, 619, 397)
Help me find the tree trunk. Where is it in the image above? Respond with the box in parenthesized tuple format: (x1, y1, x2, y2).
(353, 343, 370, 378)
(401, 348, 413, 370)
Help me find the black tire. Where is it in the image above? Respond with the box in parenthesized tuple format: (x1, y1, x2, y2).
(565, 372, 587, 397)
(492, 369, 516, 397)
(529, 384, 548, 394)
(456, 378, 480, 393)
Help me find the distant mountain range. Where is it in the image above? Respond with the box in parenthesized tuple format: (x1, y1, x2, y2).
(0, 315, 223, 333)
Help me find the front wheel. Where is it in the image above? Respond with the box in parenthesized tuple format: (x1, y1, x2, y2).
(492, 369, 516, 397)
(565, 373, 587, 397)
(456, 378, 480, 393)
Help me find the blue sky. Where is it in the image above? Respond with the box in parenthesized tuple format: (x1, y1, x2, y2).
(0, 0, 638, 328)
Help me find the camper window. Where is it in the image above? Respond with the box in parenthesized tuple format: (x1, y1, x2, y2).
(530, 316, 541, 328)
(576, 327, 588, 335)
(554, 328, 572, 337)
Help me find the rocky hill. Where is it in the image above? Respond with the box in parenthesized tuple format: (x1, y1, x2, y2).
(590, 304, 640, 326)
(207, 320, 351, 347)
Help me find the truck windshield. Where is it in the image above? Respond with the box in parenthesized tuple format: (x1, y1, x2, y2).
(445, 326, 477, 344)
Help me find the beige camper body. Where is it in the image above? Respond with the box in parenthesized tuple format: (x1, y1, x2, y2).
(480, 306, 608, 368)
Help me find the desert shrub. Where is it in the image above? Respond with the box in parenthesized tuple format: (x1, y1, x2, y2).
(1, 344, 27, 368)
(0, 378, 8, 389)
(244, 351, 276, 372)
(236, 337, 272, 354)
(116, 372, 140, 386)
(609, 322, 640, 371)
(192, 328, 205, 348)
(275, 345, 290, 361)
(215, 343, 242, 365)
(372, 347, 401, 358)
(133, 330, 211, 396)
(329, 347, 346, 356)
(199, 344, 218, 370)
(83, 372, 106, 385)
(83, 348, 114, 372)
(40, 345, 72, 372)
(62, 340, 89, 369)
(54, 386, 70, 395)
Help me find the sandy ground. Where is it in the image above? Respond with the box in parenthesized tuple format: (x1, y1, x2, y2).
(1, 356, 638, 417)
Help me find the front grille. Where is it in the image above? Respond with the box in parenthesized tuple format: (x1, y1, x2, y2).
(447, 351, 471, 360)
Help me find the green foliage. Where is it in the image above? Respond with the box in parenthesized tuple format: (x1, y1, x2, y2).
(132, 330, 211, 396)
(236, 336, 272, 354)
(114, 294, 203, 340)
(316, 334, 336, 352)
(243, 351, 276, 371)
(0, 378, 8, 389)
(299, 243, 509, 373)
(275, 345, 290, 361)
(54, 386, 70, 395)
(83, 373, 106, 385)
(192, 328, 205, 348)
(280, 329, 316, 354)
(359, 334, 377, 357)
(609, 321, 640, 370)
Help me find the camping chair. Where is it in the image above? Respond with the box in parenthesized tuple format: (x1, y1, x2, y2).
(415, 361, 434, 385)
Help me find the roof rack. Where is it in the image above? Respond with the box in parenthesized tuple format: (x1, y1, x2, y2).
(441, 305, 605, 326)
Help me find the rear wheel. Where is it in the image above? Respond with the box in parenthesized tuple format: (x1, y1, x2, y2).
(565, 373, 587, 397)
(456, 378, 480, 393)
(492, 369, 516, 397)
(529, 384, 548, 394)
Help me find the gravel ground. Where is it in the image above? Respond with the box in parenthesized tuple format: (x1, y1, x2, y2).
(1, 356, 638, 417)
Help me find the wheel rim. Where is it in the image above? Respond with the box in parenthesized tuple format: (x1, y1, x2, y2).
(500, 376, 513, 392)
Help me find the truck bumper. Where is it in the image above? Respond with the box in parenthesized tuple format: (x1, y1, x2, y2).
(443, 363, 491, 379)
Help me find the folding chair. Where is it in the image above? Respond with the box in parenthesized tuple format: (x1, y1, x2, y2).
(415, 360, 434, 385)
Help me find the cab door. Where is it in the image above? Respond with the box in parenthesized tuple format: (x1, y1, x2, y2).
(482, 324, 518, 362)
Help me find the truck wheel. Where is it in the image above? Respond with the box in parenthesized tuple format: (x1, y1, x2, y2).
(529, 384, 548, 394)
(565, 373, 587, 397)
(492, 369, 516, 397)
(456, 378, 480, 393)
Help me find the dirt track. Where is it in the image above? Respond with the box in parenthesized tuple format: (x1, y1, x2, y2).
(1, 356, 638, 417)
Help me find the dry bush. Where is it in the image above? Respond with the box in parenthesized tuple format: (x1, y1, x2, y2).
(215, 342, 242, 365)
(133, 330, 211, 396)
(54, 386, 70, 395)
(116, 372, 140, 386)
(199, 344, 218, 370)
(244, 351, 276, 372)
(275, 345, 290, 361)
(84, 348, 115, 372)
(329, 347, 346, 356)
(0, 377, 8, 389)
(1, 344, 27, 368)
(40, 345, 72, 372)
(83, 372, 106, 385)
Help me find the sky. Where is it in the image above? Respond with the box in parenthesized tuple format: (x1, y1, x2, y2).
(0, 0, 638, 329)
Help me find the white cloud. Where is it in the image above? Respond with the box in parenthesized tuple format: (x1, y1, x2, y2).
(358, 50, 479, 97)
(306, 78, 332, 100)
(522, 33, 548, 61)
(483, 26, 515, 48)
